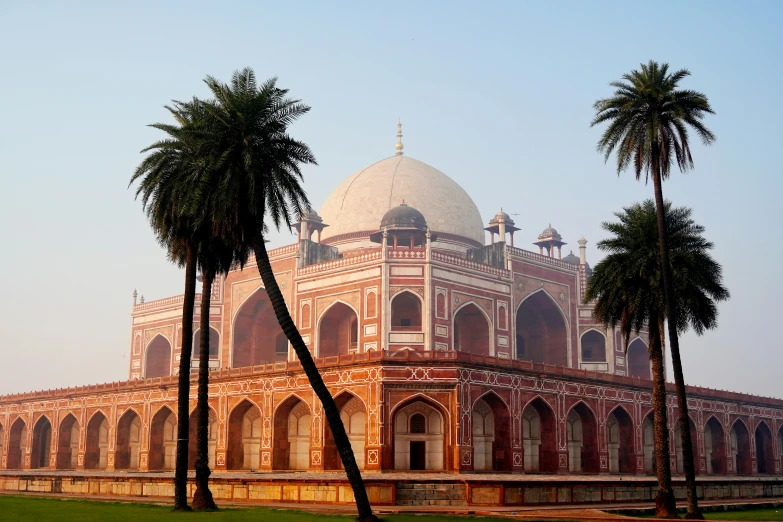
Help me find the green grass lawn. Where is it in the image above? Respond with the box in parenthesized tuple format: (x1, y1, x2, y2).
(702, 507, 783, 520)
(0, 495, 572, 522)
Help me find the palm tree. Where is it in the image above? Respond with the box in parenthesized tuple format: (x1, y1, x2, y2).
(192, 68, 378, 522)
(592, 61, 716, 519)
(130, 101, 208, 511)
(587, 201, 729, 518)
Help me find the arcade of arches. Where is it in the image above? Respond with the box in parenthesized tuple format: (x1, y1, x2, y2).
(516, 292, 567, 366)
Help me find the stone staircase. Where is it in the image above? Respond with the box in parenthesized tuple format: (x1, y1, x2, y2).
(395, 482, 467, 506)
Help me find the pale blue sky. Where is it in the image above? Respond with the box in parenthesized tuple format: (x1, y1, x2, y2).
(0, 1, 780, 396)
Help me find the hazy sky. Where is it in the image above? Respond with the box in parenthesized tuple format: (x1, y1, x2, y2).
(1, 2, 780, 397)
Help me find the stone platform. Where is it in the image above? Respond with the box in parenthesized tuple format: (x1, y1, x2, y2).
(2, 470, 783, 508)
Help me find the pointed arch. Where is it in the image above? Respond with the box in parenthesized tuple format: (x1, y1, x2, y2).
(84, 411, 109, 470)
(472, 391, 511, 471)
(56, 414, 80, 469)
(193, 326, 220, 360)
(566, 401, 599, 473)
(642, 411, 656, 474)
(390, 290, 423, 332)
(515, 289, 569, 366)
(115, 409, 141, 470)
(674, 415, 699, 474)
(522, 396, 558, 472)
(7, 417, 27, 469)
(231, 285, 287, 367)
(144, 334, 172, 378)
(626, 338, 651, 379)
(325, 391, 367, 470)
(755, 420, 774, 474)
(273, 395, 312, 470)
(31, 415, 53, 469)
(226, 398, 263, 470)
(317, 299, 359, 357)
(188, 405, 218, 470)
(730, 418, 752, 474)
(149, 406, 176, 471)
(392, 395, 449, 471)
(705, 415, 726, 475)
(606, 405, 634, 473)
(580, 329, 607, 363)
(453, 301, 493, 356)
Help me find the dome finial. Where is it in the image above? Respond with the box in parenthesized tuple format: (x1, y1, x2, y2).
(395, 118, 404, 156)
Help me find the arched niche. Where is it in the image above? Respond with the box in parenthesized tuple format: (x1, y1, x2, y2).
(626, 339, 651, 379)
(193, 327, 220, 360)
(730, 420, 751, 474)
(674, 416, 699, 475)
(390, 291, 422, 331)
(145, 335, 172, 378)
(606, 407, 634, 473)
(7, 418, 27, 469)
(581, 330, 606, 363)
(705, 416, 726, 475)
(454, 303, 491, 356)
(188, 407, 218, 470)
(232, 287, 287, 367)
(472, 393, 511, 471)
(324, 393, 367, 470)
(393, 399, 446, 471)
(755, 421, 774, 474)
(56, 414, 80, 469)
(522, 397, 558, 473)
(566, 402, 599, 473)
(84, 412, 109, 470)
(31, 416, 52, 469)
(149, 407, 177, 471)
(318, 302, 358, 357)
(226, 400, 262, 470)
(515, 291, 568, 366)
(642, 413, 656, 474)
(273, 396, 312, 470)
(115, 409, 141, 470)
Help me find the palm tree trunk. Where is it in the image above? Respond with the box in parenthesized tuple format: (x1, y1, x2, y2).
(174, 242, 197, 511)
(650, 313, 677, 518)
(652, 165, 702, 519)
(252, 236, 378, 522)
(192, 268, 217, 510)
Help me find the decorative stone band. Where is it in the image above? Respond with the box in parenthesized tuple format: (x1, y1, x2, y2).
(506, 246, 578, 271)
(297, 249, 383, 275)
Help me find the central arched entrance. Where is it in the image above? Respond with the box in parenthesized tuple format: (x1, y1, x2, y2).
(705, 416, 726, 475)
(84, 412, 109, 470)
(731, 420, 751, 474)
(318, 302, 359, 357)
(226, 400, 262, 470)
(607, 407, 634, 474)
(232, 288, 288, 367)
(566, 402, 598, 473)
(324, 393, 367, 470)
(472, 393, 511, 471)
(515, 291, 567, 366)
(115, 409, 141, 470)
(148, 407, 176, 471)
(7, 418, 27, 469)
(454, 303, 491, 355)
(145, 335, 172, 378)
(56, 414, 80, 469)
(273, 396, 312, 470)
(522, 398, 557, 472)
(393, 399, 446, 470)
(31, 416, 52, 469)
(755, 422, 774, 474)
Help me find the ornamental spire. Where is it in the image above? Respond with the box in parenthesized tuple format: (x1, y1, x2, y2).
(395, 118, 404, 156)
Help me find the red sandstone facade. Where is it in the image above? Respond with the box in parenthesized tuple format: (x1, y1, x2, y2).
(1, 152, 778, 482)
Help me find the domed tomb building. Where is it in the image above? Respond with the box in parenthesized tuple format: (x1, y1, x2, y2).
(2, 127, 782, 500)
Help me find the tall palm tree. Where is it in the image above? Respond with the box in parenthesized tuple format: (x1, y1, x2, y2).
(130, 101, 207, 511)
(592, 61, 716, 519)
(587, 201, 729, 518)
(192, 68, 377, 522)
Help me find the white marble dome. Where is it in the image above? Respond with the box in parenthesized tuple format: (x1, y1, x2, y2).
(318, 156, 485, 246)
